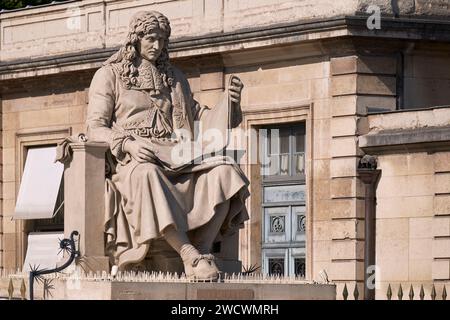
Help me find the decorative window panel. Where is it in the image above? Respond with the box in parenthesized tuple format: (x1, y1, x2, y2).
(264, 207, 288, 243)
(291, 206, 306, 243)
(263, 184, 306, 203)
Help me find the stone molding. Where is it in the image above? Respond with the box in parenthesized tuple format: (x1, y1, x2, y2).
(360, 126, 450, 154)
(2, 15, 450, 80)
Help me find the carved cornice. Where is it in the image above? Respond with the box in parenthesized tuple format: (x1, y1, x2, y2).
(2, 15, 450, 81)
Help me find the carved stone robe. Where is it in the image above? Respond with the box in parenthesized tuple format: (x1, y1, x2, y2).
(86, 63, 249, 268)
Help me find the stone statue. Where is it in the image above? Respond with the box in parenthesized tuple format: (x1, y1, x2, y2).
(86, 11, 250, 280)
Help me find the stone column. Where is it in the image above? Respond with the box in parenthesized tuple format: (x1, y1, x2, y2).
(329, 55, 397, 299)
(357, 162, 381, 301)
(64, 142, 110, 272)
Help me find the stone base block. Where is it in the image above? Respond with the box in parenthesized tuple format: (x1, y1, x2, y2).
(47, 280, 336, 300)
(76, 256, 110, 273)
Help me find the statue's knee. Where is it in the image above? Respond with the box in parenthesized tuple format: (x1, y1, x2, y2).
(135, 163, 161, 180)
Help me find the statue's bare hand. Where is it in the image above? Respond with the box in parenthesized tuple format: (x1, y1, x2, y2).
(229, 77, 243, 104)
(123, 139, 157, 163)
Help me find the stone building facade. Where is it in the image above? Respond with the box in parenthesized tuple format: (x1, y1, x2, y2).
(0, 0, 450, 299)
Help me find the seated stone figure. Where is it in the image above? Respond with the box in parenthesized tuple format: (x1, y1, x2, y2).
(86, 11, 249, 280)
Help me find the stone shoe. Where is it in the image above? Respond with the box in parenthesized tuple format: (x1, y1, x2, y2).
(180, 245, 219, 281)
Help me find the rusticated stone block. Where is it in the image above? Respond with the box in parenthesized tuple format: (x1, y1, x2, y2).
(331, 136, 362, 158)
(434, 195, 450, 216)
(434, 152, 450, 173)
(331, 239, 365, 260)
(330, 177, 365, 198)
(330, 157, 359, 178)
(435, 173, 450, 194)
(330, 198, 365, 219)
(432, 259, 450, 280)
(433, 216, 450, 237)
(331, 116, 358, 137)
(328, 260, 365, 281)
(331, 219, 365, 240)
(433, 238, 450, 259)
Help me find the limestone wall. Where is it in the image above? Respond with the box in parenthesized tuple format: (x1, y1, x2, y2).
(360, 107, 450, 299)
(2, 0, 450, 63)
(0, 0, 360, 62)
(374, 151, 450, 299)
(0, 71, 93, 270)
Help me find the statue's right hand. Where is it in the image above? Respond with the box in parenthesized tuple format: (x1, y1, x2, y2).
(123, 139, 157, 163)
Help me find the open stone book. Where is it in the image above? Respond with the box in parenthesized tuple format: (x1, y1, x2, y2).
(129, 75, 241, 171)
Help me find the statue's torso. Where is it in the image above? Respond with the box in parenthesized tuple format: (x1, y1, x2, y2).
(110, 63, 176, 139)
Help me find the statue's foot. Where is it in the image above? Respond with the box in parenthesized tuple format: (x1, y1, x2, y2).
(180, 244, 219, 281)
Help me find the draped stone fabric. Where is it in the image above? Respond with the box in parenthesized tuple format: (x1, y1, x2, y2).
(87, 64, 250, 269)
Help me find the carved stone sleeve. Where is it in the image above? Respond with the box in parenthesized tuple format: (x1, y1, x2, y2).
(86, 65, 131, 164)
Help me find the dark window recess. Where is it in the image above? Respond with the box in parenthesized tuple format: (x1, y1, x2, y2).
(295, 258, 306, 277)
(269, 258, 285, 276)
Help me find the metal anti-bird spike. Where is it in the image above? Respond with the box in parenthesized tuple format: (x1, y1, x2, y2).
(386, 284, 392, 300)
(8, 278, 14, 300)
(419, 285, 425, 300)
(398, 284, 403, 300)
(20, 279, 26, 300)
(409, 284, 414, 300)
(431, 284, 436, 300)
(342, 283, 348, 300)
(353, 284, 359, 300)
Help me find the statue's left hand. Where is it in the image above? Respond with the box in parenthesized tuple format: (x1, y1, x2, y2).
(229, 77, 243, 104)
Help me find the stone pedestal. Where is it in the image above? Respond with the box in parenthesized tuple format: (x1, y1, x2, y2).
(47, 278, 336, 300)
(63, 142, 110, 272)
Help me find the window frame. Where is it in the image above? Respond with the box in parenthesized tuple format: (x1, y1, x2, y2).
(260, 122, 307, 277)
(14, 126, 71, 269)
(260, 124, 306, 184)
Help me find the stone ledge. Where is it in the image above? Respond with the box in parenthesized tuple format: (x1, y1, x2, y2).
(359, 126, 450, 154)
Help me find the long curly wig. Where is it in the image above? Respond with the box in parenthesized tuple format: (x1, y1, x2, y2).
(104, 11, 174, 89)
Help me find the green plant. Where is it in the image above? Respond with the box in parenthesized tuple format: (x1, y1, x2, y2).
(1, 0, 67, 10)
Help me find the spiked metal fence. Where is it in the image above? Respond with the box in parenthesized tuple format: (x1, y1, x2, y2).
(2, 268, 448, 301)
(0, 269, 310, 300)
(340, 282, 448, 300)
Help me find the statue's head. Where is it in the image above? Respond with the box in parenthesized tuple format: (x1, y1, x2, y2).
(127, 11, 171, 63)
(104, 11, 173, 88)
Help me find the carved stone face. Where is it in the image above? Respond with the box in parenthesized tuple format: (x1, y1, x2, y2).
(137, 30, 165, 63)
